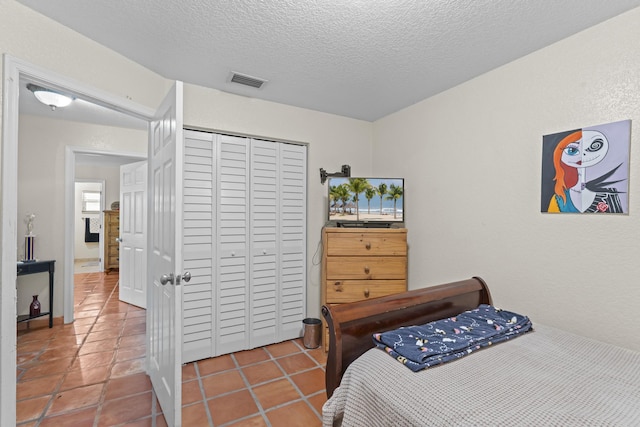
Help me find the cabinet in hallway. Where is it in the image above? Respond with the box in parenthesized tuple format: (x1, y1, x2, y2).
(182, 130, 307, 362)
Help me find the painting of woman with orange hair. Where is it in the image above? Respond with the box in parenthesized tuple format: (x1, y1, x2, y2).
(541, 120, 630, 214)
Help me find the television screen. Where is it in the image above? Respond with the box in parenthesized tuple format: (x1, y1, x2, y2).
(327, 177, 404, 225)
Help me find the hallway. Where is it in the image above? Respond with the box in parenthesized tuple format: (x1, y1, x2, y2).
(16, 272, 326, 426)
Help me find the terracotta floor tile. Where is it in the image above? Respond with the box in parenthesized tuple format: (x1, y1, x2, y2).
(201, 369, 245, 398)
(182, 362, 198, 381)
(70, 351, 115, 370)
(77, 302, 106, 312)
(110, 357, 146, 378)
(276, 353, 316, 375)
(234, 347, 271, 366)
(123, 322, 146, 336)
(16, 271, 327, 427)
(307, 392, 327, 416)
(115, 345, 146, 362)
(104, 372, 152, 400)
(16, 394, 51, 424)
(265, 340, 301, 358)
(40, 406, 98, 427)
(56, 323, 94, 336)
(17, 327, 57, 342)
(47, 334, 86, 348)
(17, 352, 39, 366)
(38, 346, 79, 361)
(75, 309, 101, 319)
(20, 356, 75, 380)
(47, 383, 103, 416)
(307, 347, 328, 365)
(78, 338, 118, 355)
(226, 415, 269, 427)
(60, 364, 110, 391)
(71, 317, 98, 326)
(207, 389, 259, 425)
(242, 360, 283, 385)
(90, 320, 124, 332)
(252, 378, 301, 410)
(182, 379, 204, 405)
(85, 328, 121, 342)
(197, 354, 235, 376)
(266, 401, 321, 427)
(127, 309, 147, 318)
(17, 340, 47, 354)
(119, 333, 146, 348)
(119, 417, 154, 427)
(181, 402, 209, 426)
(98, 391, 154, 426)
(290, 368, 325, 395)
(17, 373, 63, 400)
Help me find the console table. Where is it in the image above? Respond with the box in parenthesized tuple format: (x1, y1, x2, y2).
(17, 259, 55, 328)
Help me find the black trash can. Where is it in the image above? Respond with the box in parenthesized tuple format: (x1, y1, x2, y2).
(302, 318, 321, 349)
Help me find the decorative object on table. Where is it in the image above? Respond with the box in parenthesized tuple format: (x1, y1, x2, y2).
(29, 295, 41, 317)
(111, 201, 120, 210)
(24, 213, 36, 261)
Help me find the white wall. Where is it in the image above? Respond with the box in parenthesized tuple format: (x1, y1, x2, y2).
(2, 1, 374, 321)
(373, 7, 640, 352)
(16, 115, 146, 316)
(74, 181, 101, 260)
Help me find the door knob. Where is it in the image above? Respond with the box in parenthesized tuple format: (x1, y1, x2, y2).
(160, 273, 175, 285)
(115, 237, 122, 243)
(181, 271, 192, 283)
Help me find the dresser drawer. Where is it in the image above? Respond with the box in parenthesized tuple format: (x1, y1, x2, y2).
(326, 256, 407, 280)
(325, 280, 407, 303)
(325, 232, 406, 257)
(107, 245, 119, 256)
(107, 255, 119, 266)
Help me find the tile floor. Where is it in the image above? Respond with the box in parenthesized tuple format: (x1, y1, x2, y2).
(16, 271, 327, 426)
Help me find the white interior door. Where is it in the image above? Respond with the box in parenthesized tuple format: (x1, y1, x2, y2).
(119, 160, 148, 308)
(147, 81, 184, 427)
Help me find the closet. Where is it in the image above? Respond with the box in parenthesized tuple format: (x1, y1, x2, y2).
(182, 130, 307, 363)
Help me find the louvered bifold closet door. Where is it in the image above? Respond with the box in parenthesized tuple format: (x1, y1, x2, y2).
(215, 134, 251, 354)
(182, 131, 216, 363)
(278, 143, 307, 339)
(249, 140, 280, 347)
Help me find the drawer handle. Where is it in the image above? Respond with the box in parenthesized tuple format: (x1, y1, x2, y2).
(364, 266, 370, 274)
(365, 242, 371, 250)
(334, 281, 343, 292)
(364, 288, 370, 298)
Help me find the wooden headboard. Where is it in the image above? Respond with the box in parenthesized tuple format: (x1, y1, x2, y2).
(321, 276, 492, 397)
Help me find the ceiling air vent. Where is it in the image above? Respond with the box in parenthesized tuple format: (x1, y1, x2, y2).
(230, 72, 267, 89)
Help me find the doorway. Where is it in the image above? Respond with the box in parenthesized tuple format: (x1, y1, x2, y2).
(74, 180, 104, 274)
(1, 55, 154, 424)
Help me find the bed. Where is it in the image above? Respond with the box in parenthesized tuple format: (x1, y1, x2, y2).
(321, 277, 640, 426)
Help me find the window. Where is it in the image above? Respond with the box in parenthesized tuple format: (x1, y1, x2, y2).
(82, 191, 101, 213)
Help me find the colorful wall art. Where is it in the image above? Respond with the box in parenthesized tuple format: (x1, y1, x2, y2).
(541, 120, 630, 214)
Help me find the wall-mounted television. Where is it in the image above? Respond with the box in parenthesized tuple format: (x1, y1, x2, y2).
(327, 177, 404, 227)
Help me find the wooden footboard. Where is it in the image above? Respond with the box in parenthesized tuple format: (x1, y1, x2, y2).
(321, 276, 492, 397)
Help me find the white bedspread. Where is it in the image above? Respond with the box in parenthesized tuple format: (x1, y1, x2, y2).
(323, 324, 640, 427)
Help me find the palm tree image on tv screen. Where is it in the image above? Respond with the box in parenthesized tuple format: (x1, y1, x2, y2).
(328, 177, 404, 223)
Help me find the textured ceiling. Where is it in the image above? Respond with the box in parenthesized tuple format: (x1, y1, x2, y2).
(16, 0, 640, 121)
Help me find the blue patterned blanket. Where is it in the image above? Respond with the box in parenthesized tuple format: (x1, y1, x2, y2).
(373, 304, 532, 371)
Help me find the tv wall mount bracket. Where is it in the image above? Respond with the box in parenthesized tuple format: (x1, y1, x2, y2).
(320, 164, 351, 184)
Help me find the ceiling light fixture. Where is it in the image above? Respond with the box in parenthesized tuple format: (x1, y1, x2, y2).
(27, 83, 74, 110)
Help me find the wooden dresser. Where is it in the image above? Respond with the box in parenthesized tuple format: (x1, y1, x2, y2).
(103, 210, 120, 273)
(321, 227, 408, 350)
